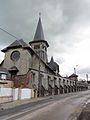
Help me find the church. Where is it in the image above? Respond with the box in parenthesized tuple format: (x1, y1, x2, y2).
(0, 16, 87, 97)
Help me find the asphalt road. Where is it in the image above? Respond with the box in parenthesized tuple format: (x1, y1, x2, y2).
(0, 90, 90, 120)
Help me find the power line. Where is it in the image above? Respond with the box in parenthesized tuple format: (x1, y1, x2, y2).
(0, 27, 19, 39)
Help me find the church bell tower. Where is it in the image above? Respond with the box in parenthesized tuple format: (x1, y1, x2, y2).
(29, 14, 49, 63)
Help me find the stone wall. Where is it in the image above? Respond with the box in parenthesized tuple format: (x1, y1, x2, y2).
(0, 96, 13, 103)
(2, 48, 32, 75)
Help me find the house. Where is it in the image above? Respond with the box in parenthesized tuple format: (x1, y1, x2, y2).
(0, 67, 13, 88)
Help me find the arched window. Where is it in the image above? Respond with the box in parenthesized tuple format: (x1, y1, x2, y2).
(40, 51, 44, 60)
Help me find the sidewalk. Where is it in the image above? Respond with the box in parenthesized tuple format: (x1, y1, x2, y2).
(0, 96, 50, 110)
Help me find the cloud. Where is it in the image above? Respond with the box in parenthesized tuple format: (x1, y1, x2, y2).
(78, 67, 90, 74)
(0, 0, 90, 45)
(77, 67, 90, 79)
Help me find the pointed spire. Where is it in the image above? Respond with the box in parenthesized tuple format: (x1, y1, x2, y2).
(51, 56, 54, 62)
(33, 13, 45, 41)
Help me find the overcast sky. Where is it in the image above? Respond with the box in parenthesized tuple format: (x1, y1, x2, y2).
(0, 0, 90, 79)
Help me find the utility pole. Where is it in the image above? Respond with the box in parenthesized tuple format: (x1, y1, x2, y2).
(74, 65, 78, 92)
(86, 74, 88, 82)
(38, 51, 41, 97)
(74, 68, 76, 74)
(74, 65, 78, 74)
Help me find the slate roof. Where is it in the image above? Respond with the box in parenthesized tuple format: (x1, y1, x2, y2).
(48, 56, 59, 72)
(69, 73, 78, 78)
(0, 67, 8, 74)
(1, 39, 29, 52)
(29, 17, 49, 47)
(33, 17, 45, 41)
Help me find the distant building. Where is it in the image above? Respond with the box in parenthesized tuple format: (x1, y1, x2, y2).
(69, 73, 78, 81)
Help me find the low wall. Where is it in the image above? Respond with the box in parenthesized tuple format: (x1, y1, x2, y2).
(0, 88, 12, 97)
(0, 88, 13, 103)
(0, 96, 13, 104)
(0, 88, 34, 103)
(13, 88, 34, 100)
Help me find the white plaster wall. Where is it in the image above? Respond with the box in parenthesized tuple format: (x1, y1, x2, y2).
(21, 89, 31, 99)
(0, 88, 12, 96)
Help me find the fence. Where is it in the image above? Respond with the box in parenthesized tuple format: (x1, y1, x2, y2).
(0, 88, 33, 103)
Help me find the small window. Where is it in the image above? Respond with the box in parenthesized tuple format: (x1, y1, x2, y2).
(45, 47, 47, 51)
(59, 78, 61, 85)
(11, 51, 20, 61)
(63, 79, 65, 83)
(34, 45, 40, 49)
(40, 51, 44, 60)
(47, 76, 50, 85)
(42, 44, 47, 51)
(54, 77, 57, 85)
(1, 74, 6, 80)
(42, 44, 45, 49)
(32, 73, 35, 84)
